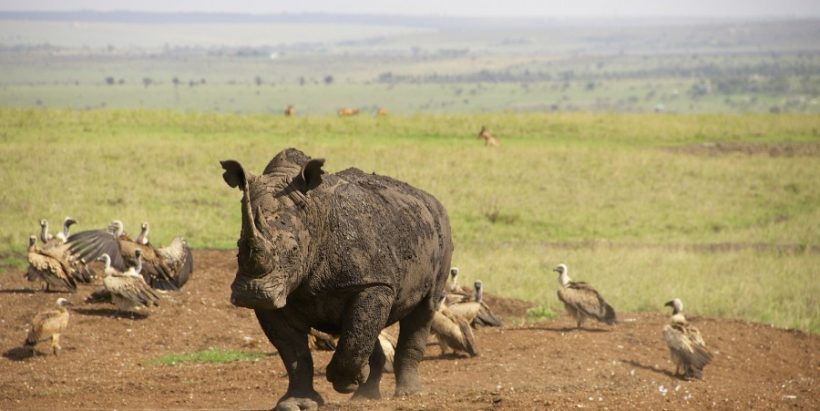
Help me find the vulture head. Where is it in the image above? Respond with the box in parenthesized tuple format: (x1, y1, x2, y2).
(665, 298, 683, 315)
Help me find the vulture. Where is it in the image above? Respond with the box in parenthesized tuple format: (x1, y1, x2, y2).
(95, 251, 161, 312)
(25, 297, 72, 355)
(663, 298, 712, 380)
(378, 329, 397, 373)
(430, 299, 479, 357)
(307, 329, 337, 351)
(284, 105, 295, 117)
(445, 267, 471, 305)
(554, 264, 616, 329)
(447, 280, 502, 328)
(478, 126, 499, 147)
(25, 234, 91, 292)
(39, 217, 77, 247)
(67, 220, 193, 290)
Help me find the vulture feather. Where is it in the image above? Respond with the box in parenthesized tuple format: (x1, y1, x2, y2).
(430, 300, 479, 357)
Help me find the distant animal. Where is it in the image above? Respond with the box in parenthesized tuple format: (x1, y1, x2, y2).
(337, 107, 360, 116)
(67, 220, 193, 290)
(430, 299, 479, 357)
(663, 298, 712, 380)
(95, 251, 161, 313)
(376, 107, 388, 117)
(447, 280, 502, 328)
(285, 105, 295, 117)
(220, 147, 453, 407)
(478, 126, 499, 147)
(554, 264, 616, 329)
(24, 297, 72, 355)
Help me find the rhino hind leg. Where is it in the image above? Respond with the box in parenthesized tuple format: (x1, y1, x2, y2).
(351, 339, 386, 400)
(326, 285, 392, 395)
(255, 310, 324, 411)
(394, 296, 436, 397)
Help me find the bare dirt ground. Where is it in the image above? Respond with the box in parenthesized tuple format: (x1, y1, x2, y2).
(1, 250, 817, 410)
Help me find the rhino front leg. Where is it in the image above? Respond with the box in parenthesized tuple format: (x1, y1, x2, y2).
(394, 296, 435, 397)
(255, 309, 323, 411)
(326, 285, 392, 396)
(351, 339, 386, 400)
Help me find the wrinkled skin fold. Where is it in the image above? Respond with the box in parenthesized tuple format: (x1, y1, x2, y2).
(221, 148, 453, 410)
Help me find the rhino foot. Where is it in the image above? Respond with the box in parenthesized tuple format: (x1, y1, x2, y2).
(275, 391, 324, 411)
(326, 359, 370, 394)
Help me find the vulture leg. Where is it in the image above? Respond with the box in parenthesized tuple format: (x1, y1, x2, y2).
(51, 333, 61, 355)
(437, 335, 449, 356)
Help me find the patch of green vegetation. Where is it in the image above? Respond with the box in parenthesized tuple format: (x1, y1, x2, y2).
(526, 305, 558, 322)
(146, 348, 270, 366)
(1, 109, 818, 332)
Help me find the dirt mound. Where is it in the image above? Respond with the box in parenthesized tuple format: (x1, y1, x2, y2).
(1, 250, 817, 410)
(667, 142, 820, 157)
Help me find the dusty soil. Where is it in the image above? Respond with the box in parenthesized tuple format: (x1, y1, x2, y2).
(1, 250, 817, 410)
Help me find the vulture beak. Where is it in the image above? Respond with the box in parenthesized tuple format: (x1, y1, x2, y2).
(664, 300, 675, 308)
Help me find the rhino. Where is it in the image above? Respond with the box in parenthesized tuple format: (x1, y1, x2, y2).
(220, 148, 453, 410)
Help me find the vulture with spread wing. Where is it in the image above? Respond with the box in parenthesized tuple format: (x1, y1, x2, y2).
(67, 220, 193, 290)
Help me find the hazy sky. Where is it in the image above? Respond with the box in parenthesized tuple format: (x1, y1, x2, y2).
(1, 0, 819, 18)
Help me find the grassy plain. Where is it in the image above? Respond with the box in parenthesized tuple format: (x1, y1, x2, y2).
(0, 109, 818, 332)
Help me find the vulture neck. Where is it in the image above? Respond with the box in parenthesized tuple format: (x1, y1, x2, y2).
(474, 286, 483, 303)
(559, 271, 571, 287)
(670, 313, 687, 324)
(39, 222, 50, 244)
(135, 226, 149, 245)
(101, 255, 112, 273)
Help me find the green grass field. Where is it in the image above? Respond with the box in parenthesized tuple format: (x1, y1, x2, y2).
(1, 109, 818, 332)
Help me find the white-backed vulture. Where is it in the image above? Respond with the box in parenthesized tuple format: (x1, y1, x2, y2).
(307, 329, 337, 351)
(134, 222, 150, 245)
(68, 220, 193, 290)
(430, 300, 479, 357)
(663, 298, 712, 380)
(448, 280, 502, 328)
(97, 252, 161, 312)
(25, 235, 91, 292)
(478, 126, 499, 147)
(445, 267, 471, 305)
(554, 264, 616, 329)
(25, 297, 72, 355)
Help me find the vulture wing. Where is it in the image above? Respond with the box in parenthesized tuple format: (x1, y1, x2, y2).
(67, 230, 127, 271)
(663, 322, 712, 379)
(563, 282, 617, 324)
(26, 250, 76, 291)
(104, 274, 161, 308)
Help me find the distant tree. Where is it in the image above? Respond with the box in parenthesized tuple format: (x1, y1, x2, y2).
(255, 76, 263, 86)
(105, 76, 115, 85)
(142, 77, 153, 88)
(200, 78, 206, 84)
(118, 78, 125, 85)
(299, 76, 306, 86)
(189, 80, 196, 87)
(172, 77, 181, 87)
(324, 75, 334, 85)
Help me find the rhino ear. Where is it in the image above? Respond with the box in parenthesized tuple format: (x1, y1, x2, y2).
(298, 158, 325, 193)
(221, 160, 250, 191)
